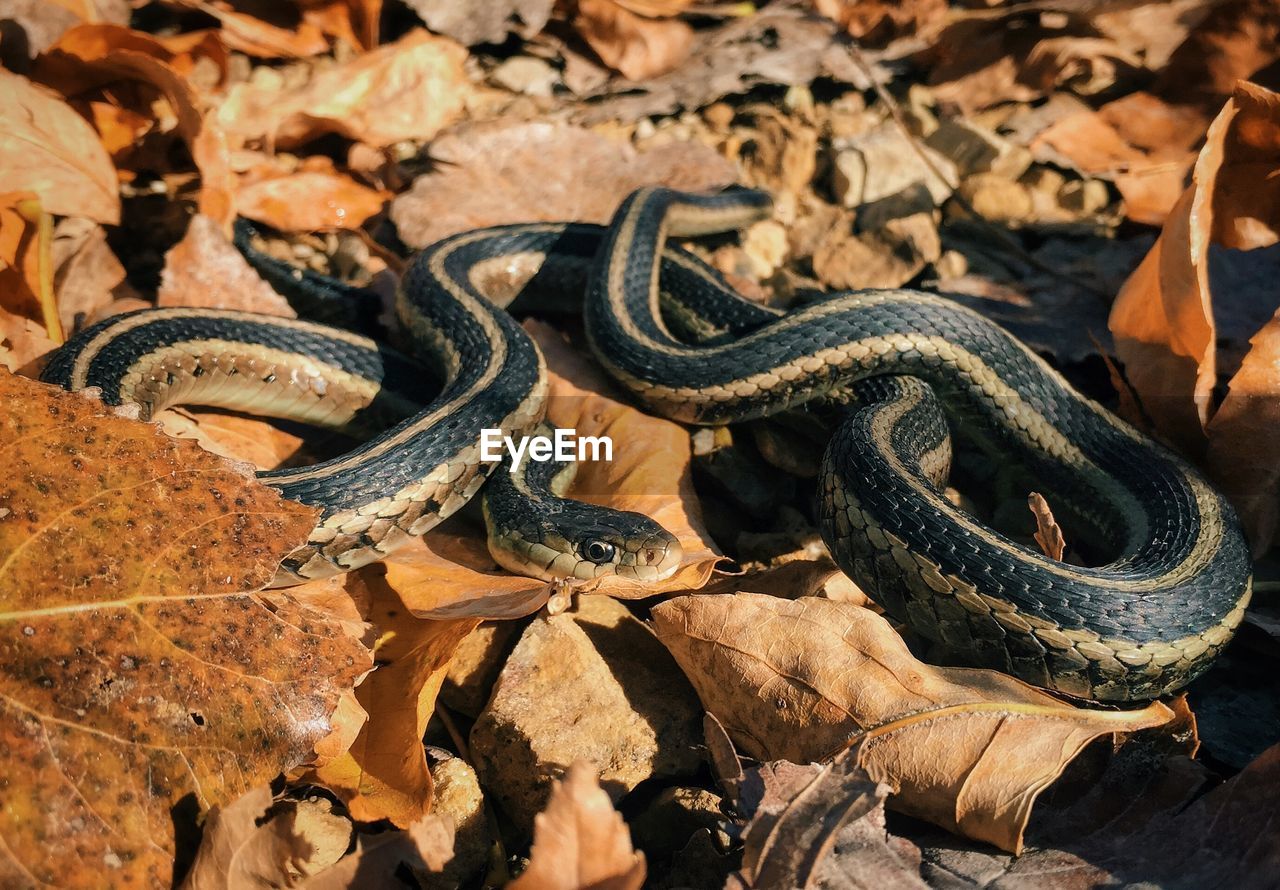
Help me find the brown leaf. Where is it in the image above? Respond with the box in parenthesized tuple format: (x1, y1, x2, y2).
(166, 1, 329, 58)
(509, 761, 646, 890)
(1027, 492, 1066, 561)
(0, 371, 371, 887)
(0, 307, 58, 373)
(0, 193, 57, 338)
(158, 215, 297, 316)
(572, 0, 694, 82)
(1155, 0, 1280, 108)
(530, 321, 722, 597)
(300, 813, 454, 889)
(309, 576, 478, 825)
(728, 753, 924, 890)
(235, 168, 389, 233)
(35, 23, 236, 225)
(178, 787, 353, 889)
(390, 120, 735, 248)
(154, 409, 308, 471)
(404, 0, 554, 45)
(216, 28, 469, 150)
(1109, 82, 1280, 549)
(813, 0, 947, 46)
(51, 217, 134, 332)
(0, 68, 119, 224)
(651, 593, 1173, 853)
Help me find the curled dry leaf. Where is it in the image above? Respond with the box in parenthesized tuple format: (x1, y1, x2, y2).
(390, 120, 735, 248)
(729, 754, 925, 890)
(297, 813, 454, 889)
(1109, 82, 1280, 550)
(51, 217, 133, 332)
(178, 787, 353, 890)
(216, 28, 469, 150)
(158, 215, 297, 316)
(235, 168, 389, 233)
(652, 593, 1173, 853)
(0, 68, 119, 224)
(0, 193, 58, 340)
(571, 0, 695, 82)
(0, 371, 371, 888)
(509, 761, 646, 890)
(813, 0, 948, 46)
(165, 0, 329, 59)
(36, 23, 236, 224)
(1027, 493, 1066, 561)
(309, 575, 479, 825)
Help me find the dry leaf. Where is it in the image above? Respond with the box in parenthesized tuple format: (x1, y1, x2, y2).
(572, 0, 695, 82)
(1154, 0, 1280, 107)
(404, 0, 554, 45)
(0, 68, 119, 224)
(652, 593, 1173, 853)
(166, 0, 329, 58)
(0, 307, 58, 373)
(0, 371, 370, 887)
(235, 168, 389, 233)
(51, 217, 133, 331)
(0, 193, 56, 336)
(509, 761, 646, 890)
(155, 409, 308, 470)
(529, 321, 722, 596)
(216, 28, 469, 150)
(728, 753, 924, 890)
(1027, 492, 1066, 561)
(179, 787, 353, 890)
(299, 813, 454, 889)
(1109, 82, 1280, 548)
(813, 0, 948, 46)
(309, 576, 478, 825)
(390, 120, 735, 248)
(158, 215, 297, 316)
(36, 23, 236, 224)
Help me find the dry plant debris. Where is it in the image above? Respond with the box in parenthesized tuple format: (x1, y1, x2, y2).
(2, 0, 1280, 886)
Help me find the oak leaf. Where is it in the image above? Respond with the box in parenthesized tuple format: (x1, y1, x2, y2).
(1109, 82, 1280, 550)
(0, 68, 119, 224)
(651, 593, 1173, 853)
(0, 371, 371, 887)
(216, 28, 469, 150)
(509, 761, 646, 890)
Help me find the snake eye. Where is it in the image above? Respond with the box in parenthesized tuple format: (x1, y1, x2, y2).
(583, 539, 617, 564)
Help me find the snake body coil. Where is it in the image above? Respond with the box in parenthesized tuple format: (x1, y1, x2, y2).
(583, 188, 1252, 701)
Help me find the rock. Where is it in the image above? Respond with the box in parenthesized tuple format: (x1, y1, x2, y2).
(630, 787, 727, 859)
(825, 91, 877, 142)
(469, 596, 704, 837)
(883, 212, 942, 264)
(955, 173, 1035, 223)
(422, 754, 488, 889)
(741, 219, 789, 278)
(925, 119, 1032, 180)
(490, 56, 559, 97)
(830, 122, 957, 208)
(441, 621, 523, 718)
(1020, 166, 1070, 221)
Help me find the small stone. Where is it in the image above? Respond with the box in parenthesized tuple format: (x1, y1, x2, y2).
(703, 102, 735, 133)
(469, 596, 704, 837)
(741, 220, 789, 278)
(830, 122, 956, 208)
(956, 173, 1035, 223)
(491, 56, 559, 96)
(1058, 178, 1111, 215)
(422, 755, 489, 890)
(826, 91, 876, 142)
(926, 119, 1032, 180)
(883, 212, 942, 264)
(934, 249, 969, 280)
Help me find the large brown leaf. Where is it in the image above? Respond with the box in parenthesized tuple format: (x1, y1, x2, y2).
(0, 372, 370, 888)
(652, 593, 1173, 853)
(0, 68, 119, 224)
(1109, 82, 1280, 549)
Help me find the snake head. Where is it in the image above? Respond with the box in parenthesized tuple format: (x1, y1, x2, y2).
(576, 520, 684, 583)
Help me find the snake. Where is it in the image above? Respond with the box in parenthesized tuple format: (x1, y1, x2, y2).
(579, 187, 1252, 702)
(40, 224, 695, 587)
(41, 187, 1252, 700)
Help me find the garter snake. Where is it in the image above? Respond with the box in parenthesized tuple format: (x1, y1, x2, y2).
(583, 187, 1253, 702)
(40, 225, 691, 586)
